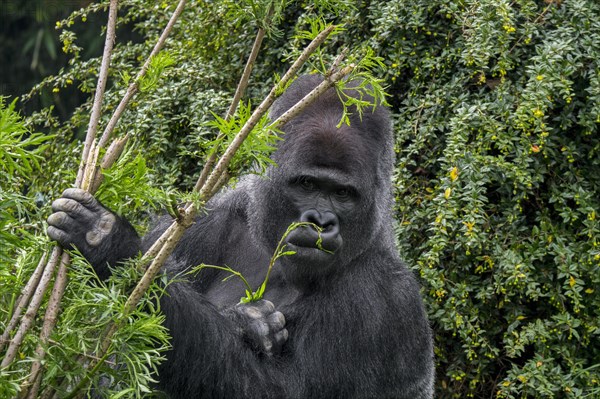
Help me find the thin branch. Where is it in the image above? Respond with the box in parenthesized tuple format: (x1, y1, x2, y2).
(193, 24, 336, 196)
(75, 0, 120, 188)
(227, 28, 266, 119)
(96, 0, 187, 151)
(0, 252, 47, 352)
(270, 66, 354, 129)
(1, 247, 61, 367)
(23, 252, 70, 399)
(89, 134, 130, 193)
(195, 25, 266, 193)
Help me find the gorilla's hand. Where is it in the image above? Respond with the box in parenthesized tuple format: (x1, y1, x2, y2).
(224, 300, 288, 357)
(48, 188, 116, 253)
(47, 188, 141, 279)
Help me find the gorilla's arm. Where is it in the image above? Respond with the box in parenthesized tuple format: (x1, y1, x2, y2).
(156, 282, 284, 398)
(47, 188, 289, 389)
(47, 188, 141, 280)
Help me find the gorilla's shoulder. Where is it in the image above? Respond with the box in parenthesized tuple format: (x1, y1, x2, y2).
(204, 184, 251, 223)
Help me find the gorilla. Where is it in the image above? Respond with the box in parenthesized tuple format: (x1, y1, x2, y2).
(47, 75, 434, 398)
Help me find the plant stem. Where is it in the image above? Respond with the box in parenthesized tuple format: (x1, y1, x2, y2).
(96, 0, 187, 151)
(269, 65, 354, 129)
(193, 24, 336, 196)
(75, 0, 120, 188)
(23, 252, 70, 399)
(1, 247, 61, 367)
(0, 252, 46, 352)
(196, 25, 266, 193)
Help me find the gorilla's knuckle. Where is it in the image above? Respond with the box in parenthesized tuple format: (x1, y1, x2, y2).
(47, 226, 66, 243)
(267, 311, 285, 329)
(242, 306, 263, 320)
(275, 328, 289, 344)
(85, 230, 103, 247)
(97, 213, 116, 233)
(259, 300, 275, 313)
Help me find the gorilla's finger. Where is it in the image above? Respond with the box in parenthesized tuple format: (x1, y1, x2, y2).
(267, 311, 285, 330)
(47, 225, 71, 246)
(274, 329, 289, 346)
(239, 306, 263, 320)
(261, 337, 273, 354)
(61, 188, 100, 210)
(47, 211, 75, 230)
(51, 198, 96, 221)
(253, 299, 275, 314)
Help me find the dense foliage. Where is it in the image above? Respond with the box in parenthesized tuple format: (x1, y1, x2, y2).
(1, 0, 599, 397)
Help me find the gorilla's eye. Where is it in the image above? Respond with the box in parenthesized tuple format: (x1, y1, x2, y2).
(336, 188, 349, 197)
(335, 188, 352, 199)
(298, 176, 315, 191)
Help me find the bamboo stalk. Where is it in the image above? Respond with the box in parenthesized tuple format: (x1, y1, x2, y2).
(22, 252, 70, 399)
(89, 135, 130, 193)
(75, 0, 120, 187)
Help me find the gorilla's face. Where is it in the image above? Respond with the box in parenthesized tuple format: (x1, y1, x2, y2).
(283, 170, 358, 264)
(248, 75, 394, 288)
(250, 122, 381, 286)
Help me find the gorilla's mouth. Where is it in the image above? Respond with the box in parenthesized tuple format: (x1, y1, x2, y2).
(285, 225, 342, 256)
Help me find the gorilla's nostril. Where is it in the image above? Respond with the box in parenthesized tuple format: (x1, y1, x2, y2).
(300, 209, 339, 232)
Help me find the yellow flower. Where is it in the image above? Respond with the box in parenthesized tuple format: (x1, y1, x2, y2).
(450, 166, 459, 181)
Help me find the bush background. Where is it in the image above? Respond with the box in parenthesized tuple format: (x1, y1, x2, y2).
(1, 0, 599, 397)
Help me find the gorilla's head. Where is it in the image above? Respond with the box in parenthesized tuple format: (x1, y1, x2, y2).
(248, 75, 394, 287)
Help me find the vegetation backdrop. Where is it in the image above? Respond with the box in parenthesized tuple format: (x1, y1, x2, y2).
(1, 0, 599, 397)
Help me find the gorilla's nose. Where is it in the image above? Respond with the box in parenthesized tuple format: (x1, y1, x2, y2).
(300, 209, 340, 238)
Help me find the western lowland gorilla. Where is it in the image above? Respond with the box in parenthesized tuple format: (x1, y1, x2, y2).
(47, 75, 434, 398)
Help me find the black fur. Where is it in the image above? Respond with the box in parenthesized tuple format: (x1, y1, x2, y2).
(48, 75, 434, 398)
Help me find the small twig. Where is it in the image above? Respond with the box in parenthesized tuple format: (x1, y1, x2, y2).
(89, 134, 130, 193)
(226, 27, 266, 119)
(270, 65, 354, 129)
(0, 253, 46, 352)
(208, 170, 230, 198)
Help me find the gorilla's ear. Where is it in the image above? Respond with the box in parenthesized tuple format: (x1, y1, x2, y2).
(269, 75, 324, 120)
